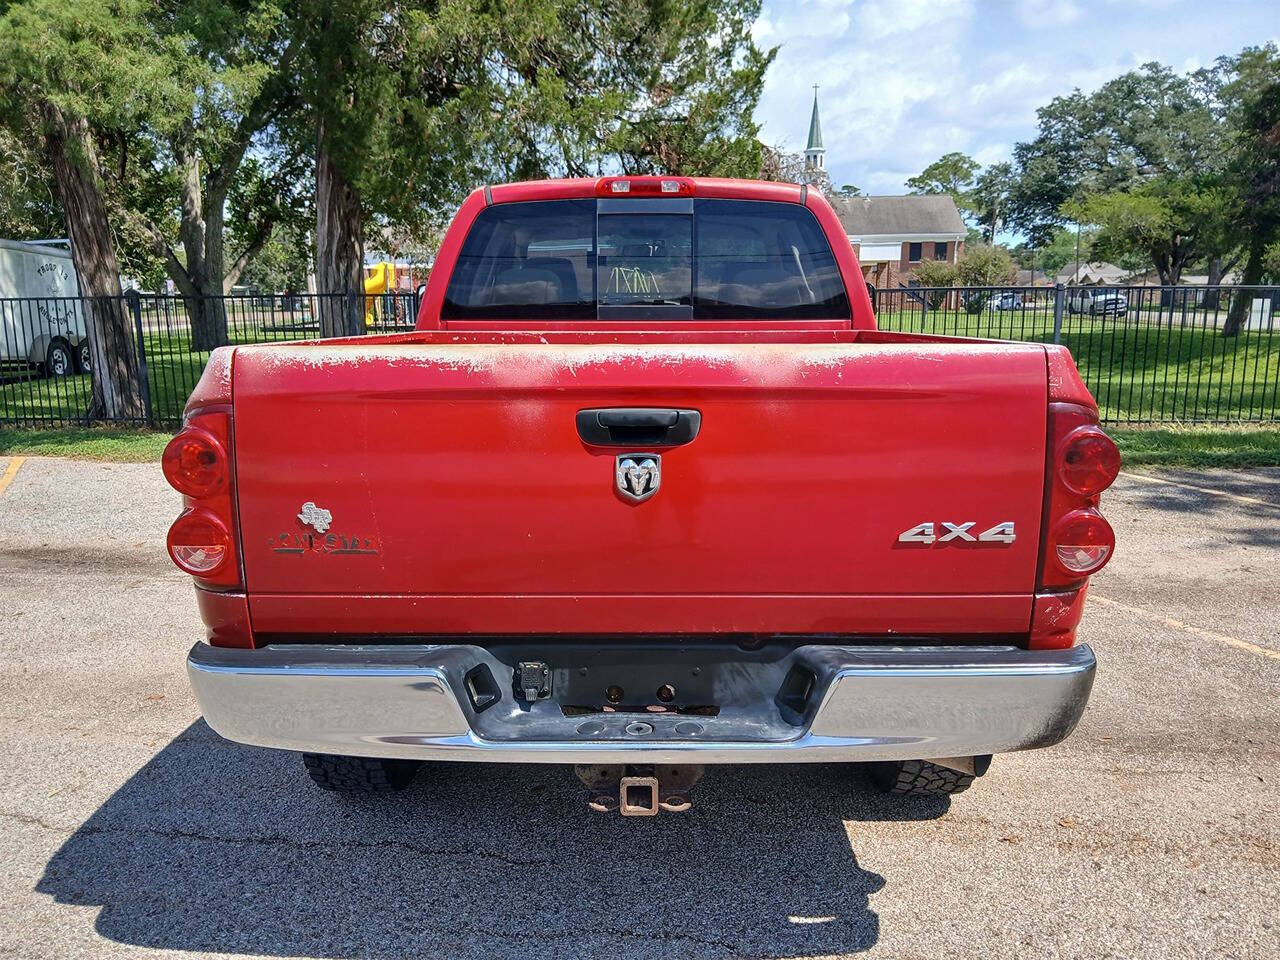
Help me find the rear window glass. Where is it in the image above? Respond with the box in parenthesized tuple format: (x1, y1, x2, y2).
(442, 198, 849, 321)
(598, 213, 692, 311)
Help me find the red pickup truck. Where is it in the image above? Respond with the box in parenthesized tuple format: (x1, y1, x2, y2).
(168, 176, 1116, 814)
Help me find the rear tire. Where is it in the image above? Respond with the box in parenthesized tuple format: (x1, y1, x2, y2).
(74, 340, 92, 373)
(301, 752, 422, 793)
(866, 759, 978, 795)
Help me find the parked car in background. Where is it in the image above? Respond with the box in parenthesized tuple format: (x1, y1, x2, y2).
(988, 292, 1023, 311)
(0, 238, 90, 376)
(962, 290, 1022, 314)
(1069, 287, 1128, 316)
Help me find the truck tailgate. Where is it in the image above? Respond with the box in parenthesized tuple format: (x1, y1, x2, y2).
(231, 340, 1048, 636)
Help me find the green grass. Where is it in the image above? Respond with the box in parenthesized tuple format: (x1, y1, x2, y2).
(876, 304, 1280, 424)
(0, 426, 171, 462)
(1108, 424, 1280, 468)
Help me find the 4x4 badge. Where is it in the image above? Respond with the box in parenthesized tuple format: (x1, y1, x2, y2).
(898, 521, 1016, 544)
(616, 454, 660, 503)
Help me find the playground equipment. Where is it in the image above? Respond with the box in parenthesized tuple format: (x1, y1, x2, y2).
(363, 262, 395, 326)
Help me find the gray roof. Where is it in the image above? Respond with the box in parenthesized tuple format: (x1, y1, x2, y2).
(0, 237, 73, 257)
(806, 90, 823, 152)
(1055, 261, 1130, 285)
(830, 194, 967, 238)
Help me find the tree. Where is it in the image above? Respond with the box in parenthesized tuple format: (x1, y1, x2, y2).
(237, 221, 311, 294)
(128, 1, 304, 349)
(1009, 62, 1221, 247)
(1221, 45, 1280, 335)
(913, 259, 957, 306)
(970, 161, 1015, 242)
(603, 1, 772, 178)
(1065, 178, 1236, 286)
(906, 152, 979, 199)
(291, 0, 480, 336)
(0, 0, 181, 421)
(908, 152, 1014, 241)
(0, 129, 63, 240)
(1016, 225, 1098, 277)
(759, 144, 832, 193)
(955, 244, 1017, 287)
(295, 0, 774, 337)
(1265, 240, 1280, 283)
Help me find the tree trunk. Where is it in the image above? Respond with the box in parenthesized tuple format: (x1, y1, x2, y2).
(1204, 257, 1224, 311)
(315, 119, 365, 339)
(42, 103, 146, 423)
(187, 290, 229, 352)
(1223, 233, 1266, 337)
(169, 143, 231, 352)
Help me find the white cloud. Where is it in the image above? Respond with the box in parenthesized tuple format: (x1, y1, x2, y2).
(754, 0, 1280, 194)
(755, 0, 976, 192)
(1013, 0, 1082, 27)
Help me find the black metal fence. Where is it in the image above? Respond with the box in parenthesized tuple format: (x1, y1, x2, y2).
(1, 285, 1277, 429)
(872, 284, 1280, 424)
(0, 291, 417, 430)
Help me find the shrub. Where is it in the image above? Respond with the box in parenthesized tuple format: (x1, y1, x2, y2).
(956, 244, 1017, 286)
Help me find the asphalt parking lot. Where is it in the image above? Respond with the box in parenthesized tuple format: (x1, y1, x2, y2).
(0, 456, 1277, 959)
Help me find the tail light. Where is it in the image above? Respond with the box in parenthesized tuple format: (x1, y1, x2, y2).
(1031, 403, 1120, 648)
(596, 176, 695, 196)
(163, 409, 241, 590)
(1058, 427, 1121, 496)
(168, 509, 232, 576)
(1039, 403, 1120, 589)
(162, 427, 227, 498)
(1051, 509, 1115, 576)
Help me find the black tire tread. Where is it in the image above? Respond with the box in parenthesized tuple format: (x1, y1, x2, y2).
(868, 759, 975, 795)
(302, 752, 421, 793)
(45, 339, 73, 377)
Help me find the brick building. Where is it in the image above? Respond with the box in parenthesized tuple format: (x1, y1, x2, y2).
(831, 195, 968, 290)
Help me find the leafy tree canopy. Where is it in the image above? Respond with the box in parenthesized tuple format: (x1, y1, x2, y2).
(1009, 61, 1220, 243)
(955, 244, 1017, 286)
(1064, 176, 1238, 284)
(0, 130, 63, 239)
(906, 152, 979, 198)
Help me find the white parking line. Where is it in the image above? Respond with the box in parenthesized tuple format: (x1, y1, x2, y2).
(1091, 595, 1280, 662)
(1117, 470, 1279, 509)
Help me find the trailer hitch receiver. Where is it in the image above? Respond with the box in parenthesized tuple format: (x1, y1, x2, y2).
(576, 764, 703, 816)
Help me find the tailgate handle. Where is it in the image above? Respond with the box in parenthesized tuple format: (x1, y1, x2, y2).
(576, 408, 701, 447)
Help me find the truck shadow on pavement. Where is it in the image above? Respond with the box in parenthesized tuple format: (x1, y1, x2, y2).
(36, 721, 953, 959)
(1115, 479, 1280, 549)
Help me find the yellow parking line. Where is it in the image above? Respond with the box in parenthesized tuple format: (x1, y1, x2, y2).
(1117, 470, 1278, 509)
(1091, 594, 1280, 662)
(0, 456, 24, 497)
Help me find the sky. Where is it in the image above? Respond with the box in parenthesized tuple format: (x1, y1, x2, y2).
(753, 0, 1280, 196)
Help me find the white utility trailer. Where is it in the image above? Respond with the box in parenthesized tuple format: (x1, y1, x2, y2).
(0, 238, 90, 376)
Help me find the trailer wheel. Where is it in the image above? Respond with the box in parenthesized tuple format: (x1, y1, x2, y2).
(301, 752, 422, 793)
(865, 759, 977, 795)
(75, 340, 92, 374)
(45, 339, 74, 377)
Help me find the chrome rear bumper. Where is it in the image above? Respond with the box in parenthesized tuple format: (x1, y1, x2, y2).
(186, 642, 1096, 764)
